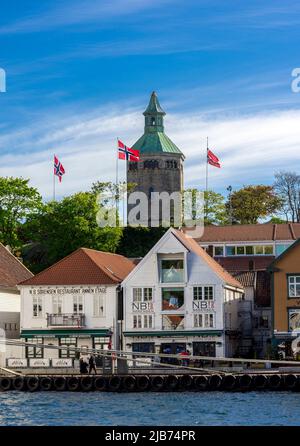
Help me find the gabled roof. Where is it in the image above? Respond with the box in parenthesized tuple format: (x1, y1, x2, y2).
(19, 248, 135, 286)
(122, 228, 243, 290)
(268, 238, 300, 271)
(173, 230, 243, 289)
(0, 243, 33, 289)
(190, 223, 300, 243)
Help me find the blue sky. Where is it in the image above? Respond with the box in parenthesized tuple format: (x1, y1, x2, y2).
(0, 0, 300, 199)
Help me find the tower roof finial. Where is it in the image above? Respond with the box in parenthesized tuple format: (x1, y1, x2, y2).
(143, 91, 166, 116)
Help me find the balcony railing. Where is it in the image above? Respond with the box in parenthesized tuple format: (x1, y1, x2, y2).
(47, 313, 85, 328)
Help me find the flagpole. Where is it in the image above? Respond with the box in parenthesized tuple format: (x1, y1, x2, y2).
(206, 137, 208, 193)
(116, 139, 119, 226)
(124, 155, 128, 226)
(205, 137, 208, 220)
(53, 154, 56, 201)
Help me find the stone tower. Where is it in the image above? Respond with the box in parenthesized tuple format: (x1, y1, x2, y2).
(127, 91, 185, 226)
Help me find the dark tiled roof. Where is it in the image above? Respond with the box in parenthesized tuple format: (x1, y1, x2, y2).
(19, 248, 135, 286)
(191, 223, 300, 243)
(215, 256, 274, 272)
(0, 243, 33, 289)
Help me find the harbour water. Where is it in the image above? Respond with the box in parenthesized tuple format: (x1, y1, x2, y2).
(0, 391, 299, 426)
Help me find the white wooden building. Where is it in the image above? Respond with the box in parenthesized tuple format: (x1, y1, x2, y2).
(15, 248, 134, 367)
(122, 228, 244, 359)
(0, 243, 33, 366)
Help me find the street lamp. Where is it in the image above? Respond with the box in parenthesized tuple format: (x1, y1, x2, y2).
(227, 185, 233, 225)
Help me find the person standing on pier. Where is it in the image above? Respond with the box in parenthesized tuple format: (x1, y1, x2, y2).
(88, 354, 97, 375)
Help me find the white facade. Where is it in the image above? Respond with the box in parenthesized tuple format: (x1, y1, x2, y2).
(16, 284, 119, 363)
(122, 228, 244, 359)
(0, 287, 20, 339)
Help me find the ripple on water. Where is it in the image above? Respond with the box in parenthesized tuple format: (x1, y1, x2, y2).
(0, 391, 300, 426)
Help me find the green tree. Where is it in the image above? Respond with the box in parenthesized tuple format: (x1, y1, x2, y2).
(117, 226, 167, 258)
(227, 185, 283, 224)
(274, 171, 300, 222)
(204, 190, 227, 225)
(23, 190, 122, 272)
(0, 177, 42, 251)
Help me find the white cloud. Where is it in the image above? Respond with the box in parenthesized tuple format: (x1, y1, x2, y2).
(0, 103, 299, 199)
(0, 0, 173, 35)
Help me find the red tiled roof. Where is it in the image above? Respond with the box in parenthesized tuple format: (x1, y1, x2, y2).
(189, 223, 300, 243)
(231, 270, 271, 307)
(0, 243, 33, 289)
(173, 230, 243, 289)
(19, 248, 135, 286)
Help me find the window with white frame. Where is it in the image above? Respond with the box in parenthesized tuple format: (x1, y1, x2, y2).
(133, 288, 153, 302)
(133, 314, 153, 329)
(194, 313, 215, 328)
(214, 246, 224, 256)
(161, 259, 184, 283)
(288, 276, 300, 298)
(93, 293, 105, 317)
(73, 295, 83, 314)
(53, 296, 63, 314)
(193, 286, 214, 301)
(225, 245, 274, 256)
(33, 296, 43, 318)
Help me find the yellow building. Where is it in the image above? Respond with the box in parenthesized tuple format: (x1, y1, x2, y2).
(269, 238, 300, 357)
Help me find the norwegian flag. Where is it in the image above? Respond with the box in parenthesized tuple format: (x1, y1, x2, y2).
(118, 139, 140, 162)
(207, 149, 221, 168)
(54, 155, 65, 182)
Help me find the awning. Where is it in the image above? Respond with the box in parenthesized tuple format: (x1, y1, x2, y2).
(123, 330, 223, 337)
(20, 329, 112, 338)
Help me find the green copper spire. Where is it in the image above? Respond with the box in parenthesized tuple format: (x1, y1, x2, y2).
(131, 91, 184, 156)
(143, 91, 166, 133)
